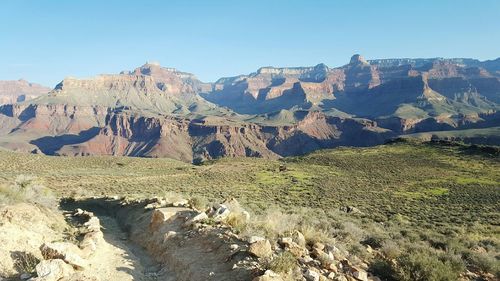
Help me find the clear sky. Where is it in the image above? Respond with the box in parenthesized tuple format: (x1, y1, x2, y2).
(1, 0, 499, 87)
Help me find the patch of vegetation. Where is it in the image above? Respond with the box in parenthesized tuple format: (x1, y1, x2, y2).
(0, 175, 56, 208)
(0, 141, 498, 277)
(394, 247, 465, 281)
(12, 251, 39, 276)
(265, 251, 298, 274)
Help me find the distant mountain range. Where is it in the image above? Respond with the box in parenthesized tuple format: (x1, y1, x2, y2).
(0, 55, 499, 162)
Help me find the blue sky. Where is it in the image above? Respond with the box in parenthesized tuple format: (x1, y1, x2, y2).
(1, 0, 499, 87)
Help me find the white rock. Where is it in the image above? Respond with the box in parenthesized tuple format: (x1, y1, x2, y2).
(184, 212, 208, 226)
(211, 204, 230, 221)
(35, 259, 74, 281)
(248, 236, 265, 243)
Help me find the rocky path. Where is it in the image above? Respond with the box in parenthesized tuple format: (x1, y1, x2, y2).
(80, 214, 173, 281)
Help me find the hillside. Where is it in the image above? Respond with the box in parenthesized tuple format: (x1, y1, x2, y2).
(0, 141, 498, 279)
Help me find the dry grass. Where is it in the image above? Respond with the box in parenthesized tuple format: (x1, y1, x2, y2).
(12, 251, 40, 275)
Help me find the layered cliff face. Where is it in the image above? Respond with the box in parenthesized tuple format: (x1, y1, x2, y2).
(203, 54, 500, 123)
(43, 111, 392, 162)
(0, 55, 498, 161)
(0, 79, 50, 105)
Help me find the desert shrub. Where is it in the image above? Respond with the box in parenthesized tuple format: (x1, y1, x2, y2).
(381, 240, 402, 259)
(363, 234, 386, 249)
(394, 247, 464, 281)
(12, 251, 40, 275)
(265, 251, 297, 273)
(337, 222, 364, 244)
(463, 250, 500, 276)
(0, 175, 56, 208)
(299, 224, 332, 245)
(369, 259, 396, 281)
(189, 195, 208, 211)
(224, 211, 249, 233)
(244, 209, 299, 239)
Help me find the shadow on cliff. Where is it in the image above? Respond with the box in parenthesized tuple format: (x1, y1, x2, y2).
(30, 127, 100, 155)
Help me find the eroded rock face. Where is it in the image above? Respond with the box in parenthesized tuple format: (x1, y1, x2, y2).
(52, 110, 392, 162)
(0, 55, 498, 160)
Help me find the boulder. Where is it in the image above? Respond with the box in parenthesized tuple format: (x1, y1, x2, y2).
(350, 267, 368, 281)
(211, 204, 230, 221)
(292, 230, 306, 247)
(33, 259, 74, 281)
(280, 238, 308, 257)
(184, 212, 208, 227)
(149, 207, 185, 231)
(288, 242, 309, 258)
(248, 239, 273, 258)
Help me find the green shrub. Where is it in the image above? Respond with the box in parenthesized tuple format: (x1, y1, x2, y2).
(369, 259, 396, 281)
(381, 240, 401, 259)
(266, 251, 297, 273)
(363, 234, 386, 249)
(463, 251, 500, 276)
(394, 247, 464, 281)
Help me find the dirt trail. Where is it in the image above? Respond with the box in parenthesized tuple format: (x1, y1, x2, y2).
(61, 198, 255, 281)
(86, 215, 169, 281)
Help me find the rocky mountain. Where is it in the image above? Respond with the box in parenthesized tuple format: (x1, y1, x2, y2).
(0, 55, 498, 162)
(0, 79, 50, 105)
